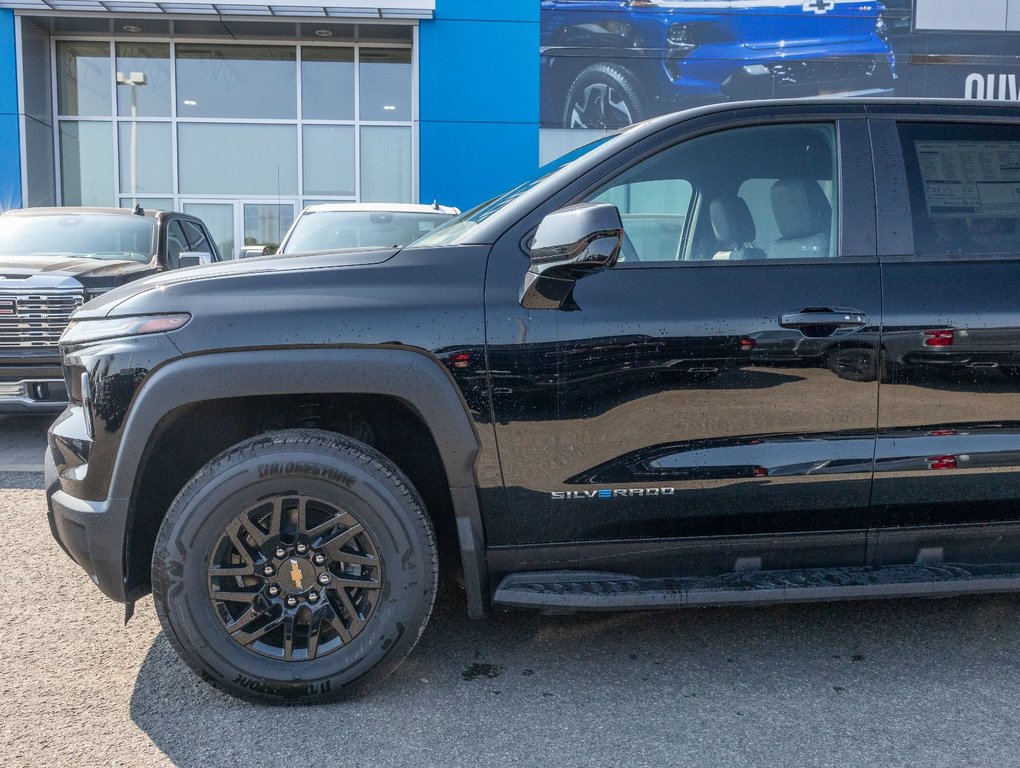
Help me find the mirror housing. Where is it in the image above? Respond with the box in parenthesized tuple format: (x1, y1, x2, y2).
(239, 245, 269, 259)
(179, 251, 212, 268)
(520, 203, 623, 310)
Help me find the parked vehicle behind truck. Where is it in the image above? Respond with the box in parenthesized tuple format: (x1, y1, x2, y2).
(276, 203, 460, 254)
(0, 207, 220, 413)
(47, 99, 1020, 703)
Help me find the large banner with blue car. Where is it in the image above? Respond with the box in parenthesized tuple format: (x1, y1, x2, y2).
(540, 0, 1020, 129)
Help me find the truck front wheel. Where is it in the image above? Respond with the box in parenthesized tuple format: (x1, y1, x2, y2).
(151, 429, 438, 703)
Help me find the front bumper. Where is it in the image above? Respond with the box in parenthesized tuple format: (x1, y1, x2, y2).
(45, 332, 184, 603)
(46, 423, 131, 602)
(720, 56, 896, 101)
(0, 358, 69, 413)
(0, 378, 68, 413)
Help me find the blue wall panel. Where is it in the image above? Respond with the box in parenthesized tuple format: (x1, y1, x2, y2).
(0, 9, 22, 210)
(419, 120, 537, 212)
(434, 0, 537, 23)
(418, 0, 540, 210)
(420, 18, 538, 125)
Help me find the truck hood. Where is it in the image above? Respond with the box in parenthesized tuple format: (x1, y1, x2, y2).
(78, 247, 400, 318)
(0, 255, 153, 280)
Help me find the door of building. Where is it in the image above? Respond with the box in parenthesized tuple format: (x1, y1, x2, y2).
(182, 200, 297, 260)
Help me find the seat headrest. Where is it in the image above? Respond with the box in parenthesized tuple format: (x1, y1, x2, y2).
(770, 178, 832, 240)
(710, 195, 756, 246)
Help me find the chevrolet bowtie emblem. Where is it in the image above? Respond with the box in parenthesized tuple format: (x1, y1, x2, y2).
(289, 559, 303, 590)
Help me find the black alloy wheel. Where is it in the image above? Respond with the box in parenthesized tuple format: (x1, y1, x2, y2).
(207, 494, 382, 661)
(152, 429, 437, 703)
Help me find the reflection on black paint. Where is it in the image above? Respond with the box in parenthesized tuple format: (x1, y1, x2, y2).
(92, 361, 148, 433)
(567, 431, 875, 485)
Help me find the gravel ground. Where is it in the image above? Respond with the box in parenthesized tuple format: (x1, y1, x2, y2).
(4, 472, 1020, 767)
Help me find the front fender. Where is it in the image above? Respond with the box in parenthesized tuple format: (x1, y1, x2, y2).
(112, 346, 489, 616)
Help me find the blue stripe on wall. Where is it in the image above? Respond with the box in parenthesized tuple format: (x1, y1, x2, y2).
(418, 0, 539, 210)
(0, 9, 21, 211)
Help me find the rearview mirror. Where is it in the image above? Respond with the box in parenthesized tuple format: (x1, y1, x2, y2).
(520, 203, 623, 310)
(179, 251, 212, 268)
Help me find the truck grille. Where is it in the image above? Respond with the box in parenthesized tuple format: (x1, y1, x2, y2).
(0, 289, 85, 348)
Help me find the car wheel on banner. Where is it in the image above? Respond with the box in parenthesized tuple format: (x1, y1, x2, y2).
(563, 63, 645, 129)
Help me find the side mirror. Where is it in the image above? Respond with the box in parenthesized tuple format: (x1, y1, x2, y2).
(238, 245, 269, 259)
(520, 203, 623, 310)
(179, 251, 212, 268)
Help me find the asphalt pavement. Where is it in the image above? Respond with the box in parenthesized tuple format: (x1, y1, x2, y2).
(5, 410, 1020, 767)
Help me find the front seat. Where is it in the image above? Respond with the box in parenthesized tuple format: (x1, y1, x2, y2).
(769, 177, 832, 258)
(709, 195, 766, 260)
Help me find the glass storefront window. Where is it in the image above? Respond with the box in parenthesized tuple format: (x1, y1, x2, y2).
(302, 47, 355, 121)
(178, 123, 297, 195)
(51, 38, 415, 251)
(361, 126, 412, 203)
(118, 122, 172, 197)
(184, 202, 235, 260)
(244, 203, 295, 254)
(176, 45, 297, 119)
(359, 49, 411, 121)
(59, 121, 114, 206)
(303, 125, 356, 196)
(116, 43, 171, 118)
(56, 41, 111, 116)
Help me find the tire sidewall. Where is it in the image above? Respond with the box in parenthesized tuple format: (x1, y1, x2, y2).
(154, 437, 435, 701)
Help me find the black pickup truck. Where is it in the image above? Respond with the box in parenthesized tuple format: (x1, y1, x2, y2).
(0, 207, 219, 412)
(47, 99, 1020, 703)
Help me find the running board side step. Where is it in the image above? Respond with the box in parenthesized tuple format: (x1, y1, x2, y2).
(491, 564, 1020, 611)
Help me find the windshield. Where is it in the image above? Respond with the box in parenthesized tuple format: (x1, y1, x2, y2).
(410, 136, 616, 248)
(280, 211, 458, 253)
(0, 213, 156, 262)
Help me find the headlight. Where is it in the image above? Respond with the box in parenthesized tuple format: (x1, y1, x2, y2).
(666, 23, 698, 53)
(61, 313, 191, 346)
(84, 287, 113, 302)
(665, 22, 711, 79)
(875, 16, 889, 43)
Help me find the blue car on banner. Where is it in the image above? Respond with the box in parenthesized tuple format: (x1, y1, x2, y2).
(540, 0, 897, 128)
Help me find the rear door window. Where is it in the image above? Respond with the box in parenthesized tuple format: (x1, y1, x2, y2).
(898, 122, 1020, 257)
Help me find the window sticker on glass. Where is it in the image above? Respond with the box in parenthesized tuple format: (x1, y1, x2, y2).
(419, 221, 437, 232)
(916, 141, 1020, 218)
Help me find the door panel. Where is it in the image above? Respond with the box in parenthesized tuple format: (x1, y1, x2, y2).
(485, 119, 880, 566)
(872, 119, 1020, 535)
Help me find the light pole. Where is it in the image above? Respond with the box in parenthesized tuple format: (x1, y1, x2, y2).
(115, 71, 146, 208)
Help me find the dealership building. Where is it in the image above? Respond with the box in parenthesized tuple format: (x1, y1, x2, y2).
(0, 0, 538, 256)
(1, 0, 1019, 258)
